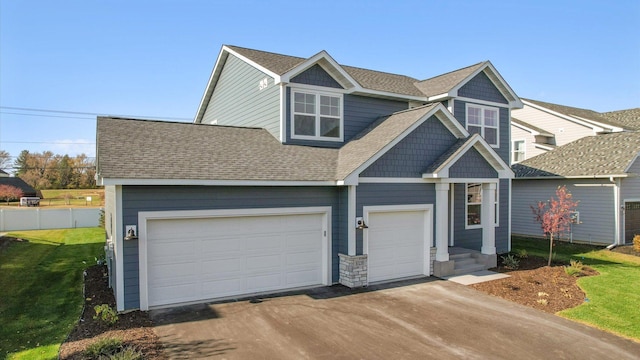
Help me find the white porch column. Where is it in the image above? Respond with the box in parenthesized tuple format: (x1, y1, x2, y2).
(481, 182, 496, 255)
(347, 185, 356, 256)
(435, 183, 450, 261)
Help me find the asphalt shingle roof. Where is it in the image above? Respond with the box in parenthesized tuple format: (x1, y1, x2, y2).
(98, 105, 440, 183)
(226, 45, 473, 98)
(97, 118, 338, 182)
(512, 132, 640, 178)
(523, 98, 628, 130)
(414, 62, 485, 98)
(602, 108, 640, 131)
(0, 177, 38, 197)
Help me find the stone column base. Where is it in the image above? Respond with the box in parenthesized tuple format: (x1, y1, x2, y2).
(433, 260, 455, 277)
(339, 253, 368, 288)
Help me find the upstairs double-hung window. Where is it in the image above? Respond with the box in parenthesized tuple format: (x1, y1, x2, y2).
(292, 91, 342, 141)
(466, 104, 499, 147)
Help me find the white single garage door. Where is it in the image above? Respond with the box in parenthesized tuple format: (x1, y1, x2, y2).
(143, 209, 327, 308)
(365, 206, 430, 283)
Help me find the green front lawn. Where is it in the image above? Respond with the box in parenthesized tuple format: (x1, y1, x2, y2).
(0, 228, 105, 360)
(512, 237, 640, 341)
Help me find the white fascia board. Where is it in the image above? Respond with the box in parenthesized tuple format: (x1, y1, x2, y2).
(511, 121, 554, 137)
(359, 177, 426, 183)
(572, 115, 625, 132)
(514, 174, 629, 180)
(224, 45, 281, 81)
(350, 89, 427, 102)
(522, 100, 605, 132)
(427, 93, 451, 102)
(534, 143, 555, 151)
(100, 178, 338, 186)
(194, 47, 228, 123)
(280, 50, 356, 89)
(624, 152, 639, 173)
(340, 104, 464, 183)
(423, 177, 499, 184)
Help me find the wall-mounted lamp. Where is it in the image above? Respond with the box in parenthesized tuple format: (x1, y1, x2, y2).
(356, 217, 368, 230)
(124, 225, 138, 240)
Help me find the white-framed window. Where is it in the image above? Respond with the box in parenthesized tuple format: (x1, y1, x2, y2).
(292, 90, 343, 141)
(512, 140, 525, 163)
(465, 183, 498, 228)
(466, 103, 499, 147)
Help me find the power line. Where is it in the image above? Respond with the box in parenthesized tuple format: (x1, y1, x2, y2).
(0, 111, 95, 120)
(0, 106, 192, 121)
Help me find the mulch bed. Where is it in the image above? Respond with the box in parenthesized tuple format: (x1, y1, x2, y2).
(610, 244, 640, 257)
(471, 256, 598, 314)
(58, 265, 166, 359)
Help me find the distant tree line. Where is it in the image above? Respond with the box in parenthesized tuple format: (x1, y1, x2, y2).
(12, 150, 97, 189)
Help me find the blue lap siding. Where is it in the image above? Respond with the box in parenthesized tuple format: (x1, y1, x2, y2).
(120, 185, 343, 310)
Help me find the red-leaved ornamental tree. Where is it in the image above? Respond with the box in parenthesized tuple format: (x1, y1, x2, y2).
(531, 186, 579, 267)
(0, 185, 24, 205)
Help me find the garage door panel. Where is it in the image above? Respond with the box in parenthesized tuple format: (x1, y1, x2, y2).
(367, 210, 428, 283)
(146, 211, 326, 308)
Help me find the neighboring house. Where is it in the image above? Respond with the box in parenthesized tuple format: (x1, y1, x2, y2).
(512, 131, 640, 245)
(0, 169, 10, 177)
(97, 45, 522, 311)
(510, 99, 634, 163)
(0, 176, 39, 198)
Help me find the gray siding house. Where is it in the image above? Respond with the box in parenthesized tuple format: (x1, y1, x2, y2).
(97, 45, 522, 311)
(512, 132, 640, 246)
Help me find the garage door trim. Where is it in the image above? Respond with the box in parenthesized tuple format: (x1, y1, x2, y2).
(363, 204, 433, 282)
(138, 206, 332, 311)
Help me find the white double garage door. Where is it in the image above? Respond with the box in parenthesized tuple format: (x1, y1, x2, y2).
(139, 205, 431, 310)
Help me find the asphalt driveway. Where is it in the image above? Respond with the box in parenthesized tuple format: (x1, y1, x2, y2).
(151, 278, 640, 359)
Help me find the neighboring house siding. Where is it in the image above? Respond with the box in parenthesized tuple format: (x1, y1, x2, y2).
(355, 182, 436, 254)
(622, 156, 640, 202)
(510, 105, 595, 149)
(360, 116, 458, 177)
(291, 64, 343, 88)
(458, 72, 508, 104)
(120, 185, 342, 310)
(448, 147, 498, 178)
(285, 89, 408, 147)
(454, 100, 510, 162)
(453, 180, 509, 253)
(202, 54, 280, 138)
(512, 179, 615, 244)
(510, 125, 545, 161)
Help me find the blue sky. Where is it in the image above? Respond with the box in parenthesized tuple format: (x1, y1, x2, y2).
(1, 0, 639, 163)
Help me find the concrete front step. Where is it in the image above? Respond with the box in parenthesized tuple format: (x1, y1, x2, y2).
(454, 262, 487, 275)
(450, 252, 472, 260)
(454, 257, 478, 267)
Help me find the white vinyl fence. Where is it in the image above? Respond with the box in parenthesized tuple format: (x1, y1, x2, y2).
(0, 208, 102, 231)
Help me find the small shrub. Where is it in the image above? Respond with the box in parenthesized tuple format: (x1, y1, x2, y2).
(515, 249, 528, 259)
(537, 292, 549, 298)
(107, 346, 143, 360)
(501, 254, 520, 270)
(565, 259, 584, 277)
(634, 234, 640, 253)
(85, 337, 123, 358)
(94, 304, 118, 326)
(536, 298, 548, 306)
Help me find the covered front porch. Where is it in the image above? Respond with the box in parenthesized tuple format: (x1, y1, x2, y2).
(431, 181, 499, 277)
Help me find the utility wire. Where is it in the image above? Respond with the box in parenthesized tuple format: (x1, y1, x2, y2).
(0, 106, 192, 121)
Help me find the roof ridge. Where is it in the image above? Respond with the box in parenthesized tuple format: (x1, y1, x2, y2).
(341, 64, 420, 81)
(99, 116, 265, 131)
(225, 44, 306, 61)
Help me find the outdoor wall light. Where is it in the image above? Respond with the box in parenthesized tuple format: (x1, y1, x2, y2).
(356, 217, 368, 230)
(124, 226, 138, 240)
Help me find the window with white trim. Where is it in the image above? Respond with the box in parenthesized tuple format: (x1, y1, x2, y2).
(512, 140, 525, 163)
(465, 183, 498, 227)
(292, 90, 342, 141)
(466, 104, 499, 146)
